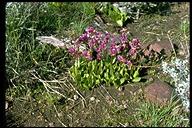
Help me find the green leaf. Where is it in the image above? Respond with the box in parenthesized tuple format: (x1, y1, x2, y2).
(117, 20, 123, 27)
(92, 61, 96, 72)
(84, 74, 89, 78)
(111, 71, 115, 80)
(112, 57, 116, 64)
(100, 60, 104, 69)
(120, 78, 126, 84)
(124, 72, 129, 78)
(96, 79, 100, 85)
(113, 5, 121, 14)
(133, 69, 139, 78)
(132, 77, 141, 83)
(120, 68, 124, 76)
(104, 72, 109, 80)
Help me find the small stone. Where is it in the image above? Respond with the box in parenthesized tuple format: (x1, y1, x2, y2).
(58, 112, 62, 117)
(178, 50, 185, 56)
(119, 104, 123, 109)
(109, 100, 113, 106)
(156, 37, 161, 42)
(122, 100, 126, 105)
(90, 97, 95, 101)
(124, 123, 129, 127)
(73, 94, 79, 100)
(49, 122, 54, 127)
(96, 99, 100, 104)
(144, 79, 173, 106)
(65, 106, 69, 111)
(118, 86, 125, 91)
(105, 96, 111, 101)
(37, 115, 43, 121)
(123, 104, 128, 109)
(5, 101, 8, 110)
(114, 100, 119, 106)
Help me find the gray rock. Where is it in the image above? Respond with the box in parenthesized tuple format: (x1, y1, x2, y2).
(144, 79, 173, 106)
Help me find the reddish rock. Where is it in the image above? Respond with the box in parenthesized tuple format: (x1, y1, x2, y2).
(144, 79, 173, 106)
(141, 41, 173, 56)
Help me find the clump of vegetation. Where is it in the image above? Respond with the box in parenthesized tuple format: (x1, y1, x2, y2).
(67, 27, 142, 89)
(6, 2, 97, 97)
(67, 27, 166, 90)
(95, 2, 171, 26)
(133, 97, 189, 127)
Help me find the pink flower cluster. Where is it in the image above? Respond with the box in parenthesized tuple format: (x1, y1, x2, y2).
(67, 27, 141, 66)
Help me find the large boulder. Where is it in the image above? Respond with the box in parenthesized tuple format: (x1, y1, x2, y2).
(144, 79, 174, 106)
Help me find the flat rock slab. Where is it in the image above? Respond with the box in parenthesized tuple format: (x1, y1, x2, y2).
(141, 40, 174, 56)
(144, 79, 173, 106)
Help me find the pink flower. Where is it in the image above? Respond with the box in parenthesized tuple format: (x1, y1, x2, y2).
(82, 50, 92, 60)
(100, 42, 107, 49)
(96, 47, 101, 53)
(97, 41, 107, 53)
(125, 60, 132, 66)
(120, 32, 127, 43)
(129, 48, 137, 56)
(104, 32, 110, 40)
(68, 47, 76, 54)
(88, 38, 97, 48)
(78, 33, 88, 41)
(97, 52, 102, 61)
(117, 55, 132, 66)
(95, 32, 102, 41)
(117, 43, 127, 52)
(117, 55, 126, 63)
(85, 27, 95, 33)
(130, 38, 141, 49)
(110, 44, 118, 56)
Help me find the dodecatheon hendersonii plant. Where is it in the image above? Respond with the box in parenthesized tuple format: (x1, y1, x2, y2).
(67, 26, 143, 62)
(66, 27, 146, 90)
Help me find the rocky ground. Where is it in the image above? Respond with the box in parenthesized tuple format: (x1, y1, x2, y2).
(6, 3, 189, 127)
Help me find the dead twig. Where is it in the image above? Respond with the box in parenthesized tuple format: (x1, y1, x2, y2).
(65, 78, 87, 108)
(53, 104, 68, 127)
(144, 31, 161, 36)
(68, 93, 92, 110)
(101, 85, 116, 103)
(167, 31, 177, 57)
(30, 72, 74, 102)
(133, 65, 161, 68)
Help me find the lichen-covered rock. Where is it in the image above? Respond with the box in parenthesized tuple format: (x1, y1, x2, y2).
(144, 79, 173, 106)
